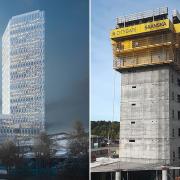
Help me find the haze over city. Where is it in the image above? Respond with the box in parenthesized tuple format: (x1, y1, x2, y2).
(0, 0, 89, 133)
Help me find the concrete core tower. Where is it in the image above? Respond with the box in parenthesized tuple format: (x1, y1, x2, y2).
(110, 7, 180, 166)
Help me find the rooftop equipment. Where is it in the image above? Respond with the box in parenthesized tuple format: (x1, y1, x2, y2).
(117, 7, 168, 28)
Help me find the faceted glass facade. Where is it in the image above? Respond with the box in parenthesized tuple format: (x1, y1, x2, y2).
(2, 10, 45, 137)
(0, 115, 14, 142)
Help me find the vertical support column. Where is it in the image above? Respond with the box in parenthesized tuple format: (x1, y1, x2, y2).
(115, 171, 121, 180)
(162, 167, 168, 180)
(156, 170, 158, 180)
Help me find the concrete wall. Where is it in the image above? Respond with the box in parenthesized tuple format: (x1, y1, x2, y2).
(119, 66, 171, 164)
(169, 68, 180, 166)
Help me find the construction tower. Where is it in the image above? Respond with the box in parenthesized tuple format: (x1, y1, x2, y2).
(110, 7, 180, 165)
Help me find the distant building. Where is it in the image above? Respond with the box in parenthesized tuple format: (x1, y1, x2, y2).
(1, 10, 45, 141)
(0, 115, 14, 142)
(49, 133, 70, 158)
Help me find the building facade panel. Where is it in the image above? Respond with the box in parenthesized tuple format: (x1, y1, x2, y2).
(119, 67, 170, 164)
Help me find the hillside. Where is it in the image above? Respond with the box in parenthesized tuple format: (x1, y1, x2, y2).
(91, 121, 120, 140)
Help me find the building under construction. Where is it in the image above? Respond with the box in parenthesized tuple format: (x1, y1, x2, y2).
(91, 7, 180, 180)
(111, 7, 180, 166)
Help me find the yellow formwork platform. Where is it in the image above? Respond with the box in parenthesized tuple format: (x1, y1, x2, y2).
(110, 19, 172, 39)
(112, 33, 174, 53)
(110, 18, 180, 70)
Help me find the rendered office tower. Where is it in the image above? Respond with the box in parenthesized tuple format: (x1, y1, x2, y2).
(2, 10, 45, 137)
(110, 7, 180, 165)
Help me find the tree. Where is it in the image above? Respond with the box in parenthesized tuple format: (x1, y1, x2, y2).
(68, 120, 88, 156)
(73, 120, 85, 137)
(60, 120, 89, 180)
(0, 140, 18, 172)
(33, 132, 54, 168)
(91, 121, 120, 140)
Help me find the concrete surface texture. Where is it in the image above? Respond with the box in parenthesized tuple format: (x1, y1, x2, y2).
(119, 66, 180, 165)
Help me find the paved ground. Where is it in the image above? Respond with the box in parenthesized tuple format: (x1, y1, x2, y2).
(91, 158, 165, 172)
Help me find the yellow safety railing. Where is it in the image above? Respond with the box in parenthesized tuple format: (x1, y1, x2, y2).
(112, 33, 174, 55)
(113, 47, 175, 70)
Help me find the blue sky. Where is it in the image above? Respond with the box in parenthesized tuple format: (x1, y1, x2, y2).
(0, 0, 89, 133)
(91, 0, 179, 122)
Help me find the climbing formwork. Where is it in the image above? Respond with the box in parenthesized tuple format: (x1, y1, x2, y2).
(110, 7, 180, 72)
(109, 7, 180, 176)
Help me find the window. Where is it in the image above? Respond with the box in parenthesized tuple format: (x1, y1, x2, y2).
(131, 121, 135, 124)
(172, 74, 174, 83)
(173, 129, 175, 137)
(178, 95, 180, 103)
(172, 110, 175, 119)
(172, 92, 174, 100)
(178, 147, 180, 159)
(131, 103, 136, 106)
(178, 79, 180, 86)
(173, 151, 175, 160)
(132, 86, 136, 88)
(179, 128, 180, 136)
(178, 111, 180, 120)
(129, 139, 135, 142)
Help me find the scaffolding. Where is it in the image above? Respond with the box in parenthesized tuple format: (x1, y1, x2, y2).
(107, 7, 180, 179)
(117, 7, 168, 28)
(110, 8, 180, 72)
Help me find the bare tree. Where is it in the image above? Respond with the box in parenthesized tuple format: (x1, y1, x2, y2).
(68, 120, 89, 156)
(73, 120, 85, 137)
(33, 132, 55, 168)
(0, 140, 18, 172)
(61, 121, 89, 179)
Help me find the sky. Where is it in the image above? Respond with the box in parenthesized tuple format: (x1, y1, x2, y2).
(0, 0, 89, 134)
(91, 0, 179, 122)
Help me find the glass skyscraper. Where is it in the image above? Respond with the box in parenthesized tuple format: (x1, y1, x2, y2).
(2, 10, 45, 138)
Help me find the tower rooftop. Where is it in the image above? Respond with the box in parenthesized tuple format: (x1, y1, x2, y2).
(116, 7, 168, 28)
(110, 7, 180, 72)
